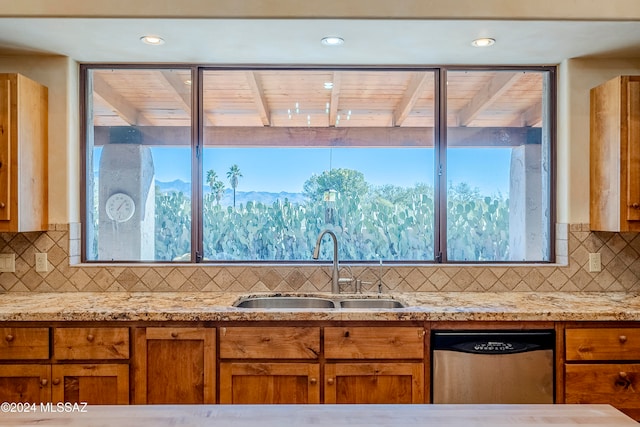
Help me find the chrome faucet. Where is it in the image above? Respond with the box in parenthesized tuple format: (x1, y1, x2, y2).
(312, 229, 340, 294)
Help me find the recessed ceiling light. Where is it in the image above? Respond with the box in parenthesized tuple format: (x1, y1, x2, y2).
(471, 37, 495, 47)
(321, 36, 345, 46)
(324, 82, 334, 89)
(140, 35, 165, 46)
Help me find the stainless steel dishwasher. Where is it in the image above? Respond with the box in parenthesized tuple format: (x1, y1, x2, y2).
(431, 330, 554, 404)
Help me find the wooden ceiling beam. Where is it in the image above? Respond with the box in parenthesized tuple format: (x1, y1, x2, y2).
(92, 74, 152, 126)
(245, 71, 271, 126)
(329, 72, 342, 127)
(393, 72, 431, 126)
(94, 125, 541, 148)
(158, 71, 192, 113)
(457, 72, 521, 126)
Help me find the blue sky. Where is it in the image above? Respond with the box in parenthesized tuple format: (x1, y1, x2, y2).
(96, 146, 511, 196)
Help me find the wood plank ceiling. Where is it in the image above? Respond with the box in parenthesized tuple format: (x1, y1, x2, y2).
(90, 68, 544, 146)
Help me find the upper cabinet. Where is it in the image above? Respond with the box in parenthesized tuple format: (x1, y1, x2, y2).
(590, 75, 640, 232)
(0, 73, 48, 232)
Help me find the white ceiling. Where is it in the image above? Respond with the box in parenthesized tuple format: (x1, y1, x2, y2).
(0, 18, 639, 64)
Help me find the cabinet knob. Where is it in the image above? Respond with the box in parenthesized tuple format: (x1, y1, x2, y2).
(619, 335, 628, 343)
(171, 331, 178, 338)
(327, 378, 334, 385)
(0, 202, 5, 209)
(86, 334, 95, 342)
(309, 378, 317, 385)
(343, 331, 350, 338)
(5, 334, 14, 343)
(619, 371, 628, 379)
(52, 378, 60, 386)
(633, 203, 640, 209)
(39, 379, 48, 387)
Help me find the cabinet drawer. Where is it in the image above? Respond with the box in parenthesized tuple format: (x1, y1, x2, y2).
(325, 327, 425, 359)
(0, 327, 49, 360)
(219, 327, 320, 359)
(54, 327, 129, 360)
(566, 328, 640, 361)
(565, 364, 640, 410)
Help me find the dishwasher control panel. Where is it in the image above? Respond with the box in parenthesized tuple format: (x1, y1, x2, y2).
(433, 330, 555, 355)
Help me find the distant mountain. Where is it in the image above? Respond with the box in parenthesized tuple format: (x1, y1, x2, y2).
(155, 179, 192, 195)
(155, 179, 307, 206)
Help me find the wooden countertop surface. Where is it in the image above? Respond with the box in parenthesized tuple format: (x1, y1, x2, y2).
(0, 404, 636, 426)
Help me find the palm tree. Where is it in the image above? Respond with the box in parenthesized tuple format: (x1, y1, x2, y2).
(227, 164, 243, 208)
(206, 169, 218, 194)
(212, 180, 225, 205)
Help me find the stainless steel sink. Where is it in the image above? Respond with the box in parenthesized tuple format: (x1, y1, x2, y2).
(234, 297, 336, 309)
(339, 299, 405, 309)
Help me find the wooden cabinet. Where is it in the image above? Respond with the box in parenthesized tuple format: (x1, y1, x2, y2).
(564, 327, 640, 420)
(1, 327, 49, 360)
(133, 327, 215, 404)
(324, 326, 425, 404)
(0, 327, 129, 404)
(219, 326, 320, 404)
(51, 364, 129, 404)
(325, 362, 424, 404)
(590, 75, 640, 231)
(0, 364, 51, 403)
(54, 327, 129, 360)
(0, 73, 48, 232)
(219, 362, 320, 404)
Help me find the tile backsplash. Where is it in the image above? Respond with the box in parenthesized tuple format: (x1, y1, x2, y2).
(1, 223, 639, 293)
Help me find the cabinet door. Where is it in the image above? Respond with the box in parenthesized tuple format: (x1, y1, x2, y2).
(0, 364, 51, 403)
(219, 362, 320, 404)
(134, 327, 215, 404)
(324, 363, 424, 404)
(626, 80, 640, 221)
(0, 77, 10, 222)
(51, 364, 129, 404)
(565, 364, 640, 420)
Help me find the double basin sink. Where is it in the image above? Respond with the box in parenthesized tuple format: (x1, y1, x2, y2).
(234, 296, 405, 309)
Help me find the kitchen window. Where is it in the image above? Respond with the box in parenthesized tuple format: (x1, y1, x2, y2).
(81, 66, 554, 263)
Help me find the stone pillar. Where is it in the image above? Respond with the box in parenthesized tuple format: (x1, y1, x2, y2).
(98, 135, 155, 261)
(509, 144, 544, 260)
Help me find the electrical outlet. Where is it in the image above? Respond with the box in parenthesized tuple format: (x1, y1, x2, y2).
(0, 253, 15, 273)
(588, 252, 601, 272)
(35, 252, 48, 273)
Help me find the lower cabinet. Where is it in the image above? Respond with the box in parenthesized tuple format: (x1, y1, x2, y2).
(564, 327, 640, 421)
(0, 364, 51, 403)
(324, 326, 426, 404)
(0, 326, 130, 405)
(133, 327, 216, 404)
(0, 364, 128, 404)
(219, 362, 320, 404)
(218, 326, 320, 404)
(51, 364, 129, 404)
(325, 362, 424, 404)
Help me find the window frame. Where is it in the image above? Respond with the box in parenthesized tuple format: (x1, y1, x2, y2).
(80, 64, 556, 265)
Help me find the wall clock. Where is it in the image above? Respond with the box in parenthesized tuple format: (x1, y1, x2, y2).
(105, 192, 136, 223)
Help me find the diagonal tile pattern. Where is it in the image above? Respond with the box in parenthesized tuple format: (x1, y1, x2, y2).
(1, 223, 640, 292)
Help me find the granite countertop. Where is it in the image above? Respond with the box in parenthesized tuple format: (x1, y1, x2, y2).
(0, 291, 639, 322)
